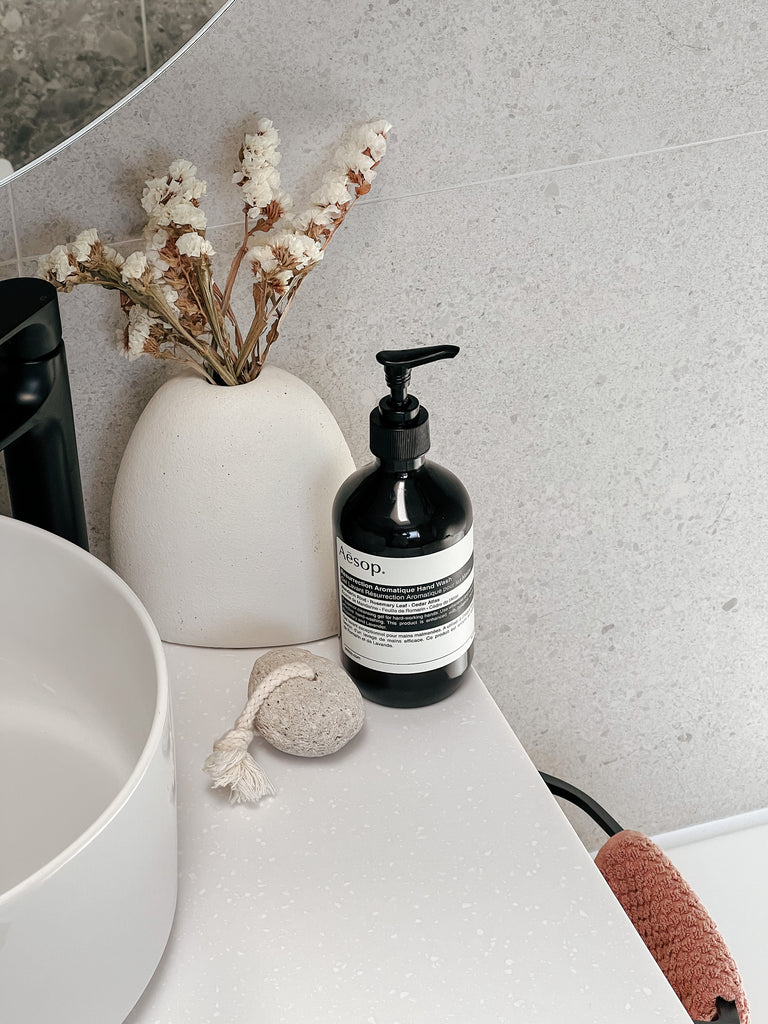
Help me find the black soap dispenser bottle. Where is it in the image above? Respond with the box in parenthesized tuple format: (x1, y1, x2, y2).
(332, 345, 475, 707)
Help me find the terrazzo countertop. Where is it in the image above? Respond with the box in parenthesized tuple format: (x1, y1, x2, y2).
(125, 638, 690, 1023)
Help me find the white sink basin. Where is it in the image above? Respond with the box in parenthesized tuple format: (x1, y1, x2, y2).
(0, 516, 177, 1023)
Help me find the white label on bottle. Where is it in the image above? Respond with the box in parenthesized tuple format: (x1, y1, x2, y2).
(336, 528, 474, 674)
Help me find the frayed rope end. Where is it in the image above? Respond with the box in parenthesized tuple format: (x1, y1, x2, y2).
(203, 659, 317, 804)
(203, 730, 275, 804)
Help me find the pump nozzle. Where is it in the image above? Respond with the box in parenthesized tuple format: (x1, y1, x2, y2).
(376, 346, 459, 408)
(370, 345, 460, 462)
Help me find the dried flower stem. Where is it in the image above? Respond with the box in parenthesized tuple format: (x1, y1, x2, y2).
(220, 211, 251, 322)
(193, 262, 236, 378)
(213, 281, 244, 353)
(141, 284, 237, 384)
(236, 280, 269, 378)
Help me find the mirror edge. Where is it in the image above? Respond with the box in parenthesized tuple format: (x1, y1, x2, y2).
(0, 0, 237, 190)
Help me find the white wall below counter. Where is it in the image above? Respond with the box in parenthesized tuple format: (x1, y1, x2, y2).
(656, 810, 768, 1024)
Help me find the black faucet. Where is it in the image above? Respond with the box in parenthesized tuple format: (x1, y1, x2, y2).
(0, 277, 88, 550)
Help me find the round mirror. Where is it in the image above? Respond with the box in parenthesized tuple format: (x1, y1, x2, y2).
(0, 0, 233, 186)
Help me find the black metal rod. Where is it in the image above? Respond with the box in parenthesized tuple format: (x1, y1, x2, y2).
(539, 772, 624, 838)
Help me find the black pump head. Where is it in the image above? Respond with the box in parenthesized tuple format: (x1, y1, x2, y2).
(370, 345, 460, 462)
(376, 345, 459, 409)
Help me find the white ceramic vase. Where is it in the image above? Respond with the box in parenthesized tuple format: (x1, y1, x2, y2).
(110, 366, 355, 647)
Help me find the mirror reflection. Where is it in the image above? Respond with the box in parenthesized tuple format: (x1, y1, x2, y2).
(0, 0, 224, 183)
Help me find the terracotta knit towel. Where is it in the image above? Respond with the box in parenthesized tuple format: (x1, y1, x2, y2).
(595, 830, 750, 1023)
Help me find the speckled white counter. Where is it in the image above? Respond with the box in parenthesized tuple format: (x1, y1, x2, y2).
(125, 639, 690, 1024)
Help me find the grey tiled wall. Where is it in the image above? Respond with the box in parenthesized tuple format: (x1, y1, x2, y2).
(0, 0, 222, 171)
(2, 0, 768, 846)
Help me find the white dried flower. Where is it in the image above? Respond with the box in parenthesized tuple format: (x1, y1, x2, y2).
(38, 245, 75, 283)
(247, 230, 324, 295)
(145, 229, 170, 272)
(141, 162, 207, 222)
(356, 120, 391, 161)
(249, 229, 323, 273)
(121, 251, 149, 282)
(159, 283, 181, 310)
(240, 142, 279, 173)
(291, 121, 391, 238)
(274, 269, 294, 290)
(284, 231, 324, 269)
(120, 305, 157, 360)
(147, 249, 169, 274)
(141, 178, 168, 215)
(151, 198, 207, 232)
(239, 120, 281, 175)
(246, 118, 280, 153)
(172, 158, 194, 175)
(125, 330, 147, 360)
(176, 232, 215, 258)
(293, 171, 351, 235)
(167, 160, 206, 199)
(310, 172, 353, 210)
(248, 198, 291, 224)
(234, 119, 292, 223)
(293, 205, 339, 235)
(334, 119, 392, 184)
(239, 169, 280, 211)
(102, 245, 124, 268)
(247, 245, 278, 274)
(336, 142, 376, 180)
(70, 228, 100, 263)
(168, 160, 206, 201)
(237, 166, 281, 201)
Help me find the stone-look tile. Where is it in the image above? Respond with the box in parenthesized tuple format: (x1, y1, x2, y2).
(0, 0, 148, 172)
(144, 0, 224, 71)
(0, 262, 20, 282)
(6, 0, 768, 844)
(10, 0, 768, 256)
(212, 135, 768, 842)
(0, 183, 19, 265)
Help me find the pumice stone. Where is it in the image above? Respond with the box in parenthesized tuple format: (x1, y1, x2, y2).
(203, 647, 365, 804)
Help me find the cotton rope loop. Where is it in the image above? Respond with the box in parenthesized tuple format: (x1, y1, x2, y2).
(203, 660, 317, 804)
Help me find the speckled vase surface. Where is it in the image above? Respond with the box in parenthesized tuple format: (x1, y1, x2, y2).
(110, 367, 355, 647)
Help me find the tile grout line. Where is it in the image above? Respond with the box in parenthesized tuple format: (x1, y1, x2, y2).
(359, 125, 768, 209)
(4, 125, 768, 265)
(139, 0, 153, 77)
(6, 183, 23, 277)
(202, 124, 768, 232)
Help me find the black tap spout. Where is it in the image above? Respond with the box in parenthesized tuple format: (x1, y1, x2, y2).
(0, 278, 88, 550)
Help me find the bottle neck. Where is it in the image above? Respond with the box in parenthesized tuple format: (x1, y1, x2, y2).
(376, 455, 426, 473)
